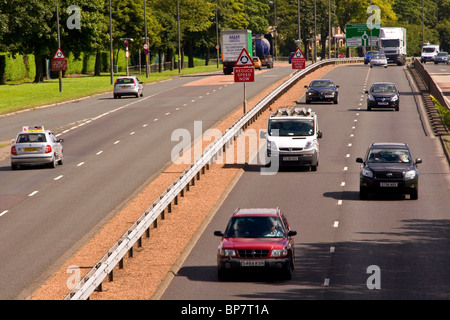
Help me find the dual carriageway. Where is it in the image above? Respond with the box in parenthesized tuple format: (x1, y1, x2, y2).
(0, 60, 449, 300)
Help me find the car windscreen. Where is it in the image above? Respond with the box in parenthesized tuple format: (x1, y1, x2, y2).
(269, 119, 314, 136)
(422, 47, 437, 53)
(16, 133, 47, 143)
(367, 148, 411, 164)
(310, 81, 334, 88)
(371, 84, 396, 93)
(224, 216, 285, 238)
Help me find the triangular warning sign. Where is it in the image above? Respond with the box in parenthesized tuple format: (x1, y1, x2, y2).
(234, 48, 254, 67)
(293, 47, 305, 59)
(53, 48, 66, 59)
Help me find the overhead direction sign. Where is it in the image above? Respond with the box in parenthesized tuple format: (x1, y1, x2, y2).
(234, 48, 254, 67)
(345, 24, 380, 47)
(291, 47, 306, 69)
(53, 48, 66, 59)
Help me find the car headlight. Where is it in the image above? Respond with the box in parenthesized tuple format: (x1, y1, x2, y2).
(219, 248, 236, 257)
(368, 95, 375, 101)
(267, 140, 278, 151)
(362, 168, 373, 178)
(404, 170, 417, 180)
(304, 140, 314, 149)
(391, 95, 399, 101)
(270, 248, 288, 257)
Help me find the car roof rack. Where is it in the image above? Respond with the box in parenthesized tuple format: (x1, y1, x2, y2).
(270, 107, 314, 117)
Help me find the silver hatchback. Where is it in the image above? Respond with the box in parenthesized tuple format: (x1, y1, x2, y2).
(113, 76, 144, 98)
(10, 126, 64, 170)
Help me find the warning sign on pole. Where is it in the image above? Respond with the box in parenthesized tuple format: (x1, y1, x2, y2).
(53, 48, 66, 59)
(234, 48, 254, 67)
(291, 47, 306, 69)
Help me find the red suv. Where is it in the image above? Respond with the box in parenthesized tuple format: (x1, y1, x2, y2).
(214, 208, 297, 280)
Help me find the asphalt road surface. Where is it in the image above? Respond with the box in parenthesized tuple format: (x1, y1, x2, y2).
(0, 66, 295, 300)
(160, 63, 450, 300)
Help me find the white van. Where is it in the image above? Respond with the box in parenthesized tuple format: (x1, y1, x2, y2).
(266, 107, 322, 171)
(421, 45, 440, 63)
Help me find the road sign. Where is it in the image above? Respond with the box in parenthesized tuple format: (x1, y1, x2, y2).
(345, 24, 380, 47)
(125, 50, 130, 58)
(291, 47, 306, 69)
(53, 48, 66, 59)
(143, 44, 149, 50)
(234, 67, 254, 82)
(51, 59, 67, 71)
(234, 48, 254, 67)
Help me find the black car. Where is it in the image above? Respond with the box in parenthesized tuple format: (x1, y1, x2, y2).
(304, 79, 339, 104)
(356, 142, 422, 200)
(365, 82, 400, 111)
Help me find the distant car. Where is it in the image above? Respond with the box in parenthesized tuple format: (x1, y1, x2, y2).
(365, 82, 400, 111)
(10, 126, 64, 170)
(434, 52, 449, 64)
(113, 76, 143, 98)
(370, 54, 388, 68)
(304, 79, 339, 104)
(214, 208, 297, 280)
(364, 50, 379, 64)
(252, 57, 262, 70)
(356, 142, 422, 200)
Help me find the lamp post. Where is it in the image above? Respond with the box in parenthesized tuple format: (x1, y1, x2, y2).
(177, 0, 181, 73)
(144, 0, 149, 78)
(109, 0, 114, 84)
(56, 2, 62, 92)
(215, 0, 219, 69)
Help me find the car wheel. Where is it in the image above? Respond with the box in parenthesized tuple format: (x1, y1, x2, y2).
(334, 96, 338, 104)
(367, 106, 372, 111)
(11, 164, 18, 170)
(49, 156, 57, 168)
(311, 161, 318, 171)
(58, 153, 63, 165)
(218, 268, 230, 281)
(306, 99, 311, 104)
(410, 189, 418, 200)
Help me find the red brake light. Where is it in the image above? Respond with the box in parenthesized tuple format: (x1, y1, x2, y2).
(11, 146, 17, 155)
(133, 79, 137, 86)
(45, 145, 52, 153)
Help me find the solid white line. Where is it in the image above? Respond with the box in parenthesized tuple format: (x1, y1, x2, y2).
(0, 210, 8, 217)
(54, 175, 63, 181)
(28, 191, 38, 197)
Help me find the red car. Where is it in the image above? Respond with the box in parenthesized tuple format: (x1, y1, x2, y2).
(214, 208, 297, 280)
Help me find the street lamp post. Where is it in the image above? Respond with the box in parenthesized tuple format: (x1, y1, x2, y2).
(109, 0, 114, 84)
(177, 0, 181, 73)
(144, 0, 149, 78)
(56, 2, 63, 92)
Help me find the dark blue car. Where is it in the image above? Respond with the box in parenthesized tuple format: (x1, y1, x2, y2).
(364, 51, 379, 64)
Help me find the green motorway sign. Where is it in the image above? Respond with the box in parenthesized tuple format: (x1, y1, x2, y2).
(345, 24, 380, 47)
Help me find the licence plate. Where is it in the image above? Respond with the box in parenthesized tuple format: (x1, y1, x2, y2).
(325, 95, 334, 98)
(240, 260, 265, 267)
(121, 86, 130, 89)
(24, 147, 38, 152)
(283, 156, 299, 161)
(380, 182, 398, 187)
(378, 102, 389, 105)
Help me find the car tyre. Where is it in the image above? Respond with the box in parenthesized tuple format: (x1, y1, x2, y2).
(58, 153, 63, 166)
(334, 95, 338, 104)
(49, 156, 57, 168)
(218, 268, 230, 281)
(11, 164, 18, 170)
(360, 186, 369, 200)
(410, 189, 418, 200)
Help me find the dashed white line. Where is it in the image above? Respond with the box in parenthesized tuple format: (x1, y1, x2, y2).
(340, 182, 346, 187)
(343, 167, 348, 171)
(54, 175, 63, 181)
(130, 131, 135, 135)
(96, 151, 103, 155)
(333, 221, 339, 227)
(0, 210, 8, 217)
(77, 162, 85, 167)
(337, 200, 343, 205)
(114, 140, 120, 145)
(28, 191, 38, 197)
(165, 112, 170, 116)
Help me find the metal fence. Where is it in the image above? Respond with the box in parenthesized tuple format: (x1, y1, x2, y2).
(64, 57, 363, 300)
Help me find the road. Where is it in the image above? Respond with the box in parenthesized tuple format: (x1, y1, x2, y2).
(160, 63, 450, 300)
(0, 65, 295, 300)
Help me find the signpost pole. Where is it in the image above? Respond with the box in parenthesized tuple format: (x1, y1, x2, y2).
(243, 82, 246, 114)
(56, 3, 62, 92)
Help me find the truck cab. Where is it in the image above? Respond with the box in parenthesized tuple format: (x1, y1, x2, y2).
(266, 107, 322, 171)
(379, 27, 407, 66)
(421, 45, 440, 63)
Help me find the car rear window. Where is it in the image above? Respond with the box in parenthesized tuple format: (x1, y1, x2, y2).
(16, 133, 47, 143)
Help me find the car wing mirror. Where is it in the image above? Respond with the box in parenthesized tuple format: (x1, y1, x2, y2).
(364, 90, 369, 94)
(356, 157, 364, 163)
(304, 85, 308, 88)
(260, 130, 266, 138)
(288, 230, 297, 237)
(317, 130, 322, 139)
(415, 158, 422, 164)
(58, 139, 64, 143)
(214, 231, 224, 237)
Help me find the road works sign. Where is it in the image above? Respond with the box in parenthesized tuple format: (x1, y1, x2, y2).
(345, 24, 380, 47)
(291, 47, 306, 69)
(53, 48, 66, 59)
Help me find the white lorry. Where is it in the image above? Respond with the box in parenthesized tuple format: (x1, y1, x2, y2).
(420, 44, 440, 63)
(220, 29, 253, 75)
(266, 107, 322, 171)
(378, 27, 407, 66)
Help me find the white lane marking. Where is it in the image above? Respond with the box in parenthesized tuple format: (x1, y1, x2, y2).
(28, 191, 38, 197)
(77, 162, 85, 167)
(333, 221, 339, 227)
(343, 167, 348, 171)
(340, 182, 346, 187)
(54, 175, 63, 181)
(348, 143, 352, 147)
(96, 151, 103, 155)
(337, 200, 343, 205)
(114, 140, 120, 145)
(0, 210, 8, 217)
(346, 154, 350, 158)
(165, 112, 170, 116)
(130, 132, 135, 135)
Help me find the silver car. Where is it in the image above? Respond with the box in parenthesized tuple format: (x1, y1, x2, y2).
(370, 54, 388, 68)
(10, 126, 64, 170)
(113, 76, 144, 98)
